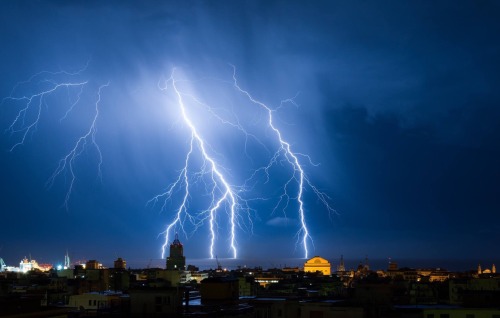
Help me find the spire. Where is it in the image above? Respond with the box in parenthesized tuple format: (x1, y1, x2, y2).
(172, 233, 181, 245)
(64, 250, 70, 269)
(166, 233, 186, 270)
(337, 254, 345, 272)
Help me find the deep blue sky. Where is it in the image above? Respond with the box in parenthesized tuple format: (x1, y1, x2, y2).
(1, 1, 499, 270)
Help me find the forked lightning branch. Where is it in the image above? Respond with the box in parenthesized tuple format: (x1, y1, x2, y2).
(150, 67, 334, 259)
(3, 64, 333, 260)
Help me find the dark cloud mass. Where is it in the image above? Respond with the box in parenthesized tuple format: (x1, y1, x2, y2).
(1, 0, 499, 269)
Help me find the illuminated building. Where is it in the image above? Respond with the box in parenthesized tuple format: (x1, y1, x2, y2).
(388, 261, 398, 271)
(19, 257, 51, 272)
(86, 260, 102, 270)
(166, 234, 186, 270)
(114, 257, 126, 269)
(19, 258, 33, 272)
(304, 256, 331, 275)
(478, 263, 497, 275)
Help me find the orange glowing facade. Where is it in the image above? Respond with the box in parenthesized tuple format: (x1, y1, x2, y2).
(304, 256, 331, 275)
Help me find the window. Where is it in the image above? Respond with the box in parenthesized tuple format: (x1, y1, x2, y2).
(426, 315, 434, 318)
(155, 296, 162, 305)
(466, 315, 475, 318)
(439, 314, 449, 318)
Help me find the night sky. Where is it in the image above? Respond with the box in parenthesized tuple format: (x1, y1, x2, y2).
(1, 1, 499, 270)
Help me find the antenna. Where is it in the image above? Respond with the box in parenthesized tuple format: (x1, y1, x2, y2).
(216, 256, 222, 271)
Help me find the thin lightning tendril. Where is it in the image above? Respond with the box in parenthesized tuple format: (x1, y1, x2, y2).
(3, 65, 108, 209)
(47, 83, 109, 209)
(229, 66, 335, 259)
(4, 81, 88, 151)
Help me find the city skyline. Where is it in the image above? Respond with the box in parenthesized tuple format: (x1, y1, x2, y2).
(1, 1, 500, 266)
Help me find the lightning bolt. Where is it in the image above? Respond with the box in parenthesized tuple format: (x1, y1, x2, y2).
(152, 66, 334, 260)
(47, 83, 109, 209)
(3, 63, 333, 259)
(149, 69, 247, 259)
(230, 66, 335, 259)
(2, 65, 109, 209)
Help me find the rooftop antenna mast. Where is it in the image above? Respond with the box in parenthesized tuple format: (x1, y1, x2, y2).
(216, 256, 222, 271)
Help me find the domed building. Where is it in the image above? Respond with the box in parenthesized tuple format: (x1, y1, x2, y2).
(304, 256, 331, 275)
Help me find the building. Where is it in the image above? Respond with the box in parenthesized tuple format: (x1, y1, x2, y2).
(200, 277, 239, 305)
(129, 286, 182, 317)
(478, 263, 497, 275)
(238, 276, 258, 296)
(423, 307, 500, 318)
(114, 257, 126, 269)
(336, 255, 346, 272)
(250, 298, 363, 318)
(85, 260, 102, 270)
(166, 234, 186, 270)
(67, 291, 122, 311)
(304, 256, 331, 276)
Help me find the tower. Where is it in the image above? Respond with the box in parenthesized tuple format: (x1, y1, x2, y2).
(114, 257, 126, 269)
(337, 255, 345, 272)
(64, 250, 70, 269)
(478, 264, 482, 275)
(166, 234, 186, 270)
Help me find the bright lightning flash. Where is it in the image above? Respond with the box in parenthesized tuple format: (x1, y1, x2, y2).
(151, 67, 334, 260)
(149, 69, 248, 259)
